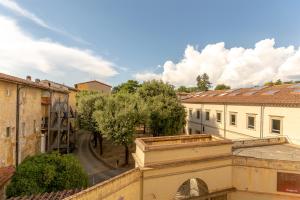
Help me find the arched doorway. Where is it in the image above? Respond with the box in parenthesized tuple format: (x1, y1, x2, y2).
(175, 178, 227, 200)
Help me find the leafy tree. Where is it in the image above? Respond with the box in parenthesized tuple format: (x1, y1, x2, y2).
(275, 79, 282, 85)
(264, 81, 274, 86)
(196, 73, 211, 91)
(6, 152, 88, 198)
(146, 95, 186, 137)
(76, 91, 105, 155)
(177, 86, 189, 93)
(138, 80, 176, 99)
(93, 93, 141, 165)
(214, 84, 231, 90)
(112, 80, 141, 94)
(137, 80, 186, 136)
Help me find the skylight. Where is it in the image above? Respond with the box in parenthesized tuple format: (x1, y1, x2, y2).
(251, 86, 267, 91)
(288, 83, 300, 88)
(292, 89, 300, 94)
(243, 91, 257, 96)
(262, 90, 280, 95)
(228, 92, 241, 96)
(218, 93, 228, 96)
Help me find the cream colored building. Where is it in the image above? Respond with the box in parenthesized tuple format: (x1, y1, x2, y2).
(181, 84, 300, 144)
(75, 80, 112, 93)
(64, 134, 300, 200)
(0, 73, 69, 167)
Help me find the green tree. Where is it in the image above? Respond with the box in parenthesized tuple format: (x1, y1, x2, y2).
(6, 152, 88, 198)
(93, 93, 141, 165)
(177, 86, 189, 93)
(112, 80, 141, 94)
(137, 80, 186, 137)
(76, 91, 105, 155)
(264, 81, 274, 86)
(196, 73, 211, 91)
(275, 79, 282, 85)
(214, 84, 231, 90)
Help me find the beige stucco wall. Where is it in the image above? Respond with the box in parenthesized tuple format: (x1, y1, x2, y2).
(183, 103, 300, 144)
(142, 158, 232, 200)
(0, 81, 17, 167)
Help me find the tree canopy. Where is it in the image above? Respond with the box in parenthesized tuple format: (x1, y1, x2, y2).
(214, 84, 231, 90)
(93, 93, 141, 165)
(196, 73, 211, 91)
(112, 80, 141, 94)
(6, 152, 88, 198)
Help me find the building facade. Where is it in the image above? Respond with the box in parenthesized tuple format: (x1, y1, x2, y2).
(74, 80, 112, 93)
(64, 135, 300, 200)
(0, 73, 70, 167)
(181, 84, 300, 144)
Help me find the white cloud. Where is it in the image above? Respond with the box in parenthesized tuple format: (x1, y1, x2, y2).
(0, 0, 89, 44)
(135, 72, 162, 81)
(0, 15, 117, 80)
(135, 39, 300, 88)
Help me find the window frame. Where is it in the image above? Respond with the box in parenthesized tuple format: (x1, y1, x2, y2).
(216, 111, 222, 123)
(196, 109, 200, 119)
(246, 114, 256, 130)
(229, 112, 237, 126)
(270, 116, 283, 135)
(205, 110, 210, 121)
(189, 109, 193, 118)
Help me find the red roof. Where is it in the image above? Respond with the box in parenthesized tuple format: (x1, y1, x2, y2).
(7, 188, 82, 200)
(0, 166, 15, 187)
(182, 84, 300, 105)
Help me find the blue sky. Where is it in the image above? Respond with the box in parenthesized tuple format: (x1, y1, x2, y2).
(0, 0, 300, 87)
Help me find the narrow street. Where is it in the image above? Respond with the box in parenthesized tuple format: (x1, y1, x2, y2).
(74, 132, 127, 185)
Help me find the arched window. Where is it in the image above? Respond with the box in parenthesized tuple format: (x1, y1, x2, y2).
(175, 178, 209, 199)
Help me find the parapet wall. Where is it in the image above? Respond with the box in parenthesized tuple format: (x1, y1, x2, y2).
(65, 168, 141, 200)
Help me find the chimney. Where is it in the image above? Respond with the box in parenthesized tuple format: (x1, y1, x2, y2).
(26, 75, 31, 81)
(35, 79, 40, 83)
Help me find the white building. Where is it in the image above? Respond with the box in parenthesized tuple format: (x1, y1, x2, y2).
(182, 84, 300, 144)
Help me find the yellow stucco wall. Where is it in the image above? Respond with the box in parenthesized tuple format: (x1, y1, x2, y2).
(76, 82, 111, 93)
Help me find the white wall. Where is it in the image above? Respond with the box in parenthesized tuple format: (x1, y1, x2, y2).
(183, 103, 300, 144)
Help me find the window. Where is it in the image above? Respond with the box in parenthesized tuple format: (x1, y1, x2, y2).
(230, 113, 237, 126)
(247, 115, 255, 129)
(196, 110, 200, 119)
(189, 109, 193, 118)
(188, 128, 192, 134)
(6, 88, 10, 97)
(271, 118, 282, 134)
(216, 112, 222, 123)
(33, 120, 37, 133)
(6, 127, 11, 137)
(22, 122, 26, 136)
(205, 111, 210, 121)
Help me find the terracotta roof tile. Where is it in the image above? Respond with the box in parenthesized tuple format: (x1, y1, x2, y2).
(0, 166, 15, 187)
(75, 80, 112, 88)
(182, 84, 300, 105)
(0, 73, 68, 93)
(8, 188, 82, 200)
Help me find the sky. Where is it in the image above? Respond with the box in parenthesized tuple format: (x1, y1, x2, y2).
(0, 0, 300, 88)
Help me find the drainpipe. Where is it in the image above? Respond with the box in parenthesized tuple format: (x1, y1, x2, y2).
(224, 104, 227, 138)
(201, 104, 204, 133)
(260, 105, 264, 138)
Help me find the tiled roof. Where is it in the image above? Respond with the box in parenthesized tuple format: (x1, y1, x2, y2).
(0, 73, 68, 93)
(0, 166, 15, 187)
(75, 80, 112, 88)
(182, 84, 300, 105)
(8, 189, 82, 200)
